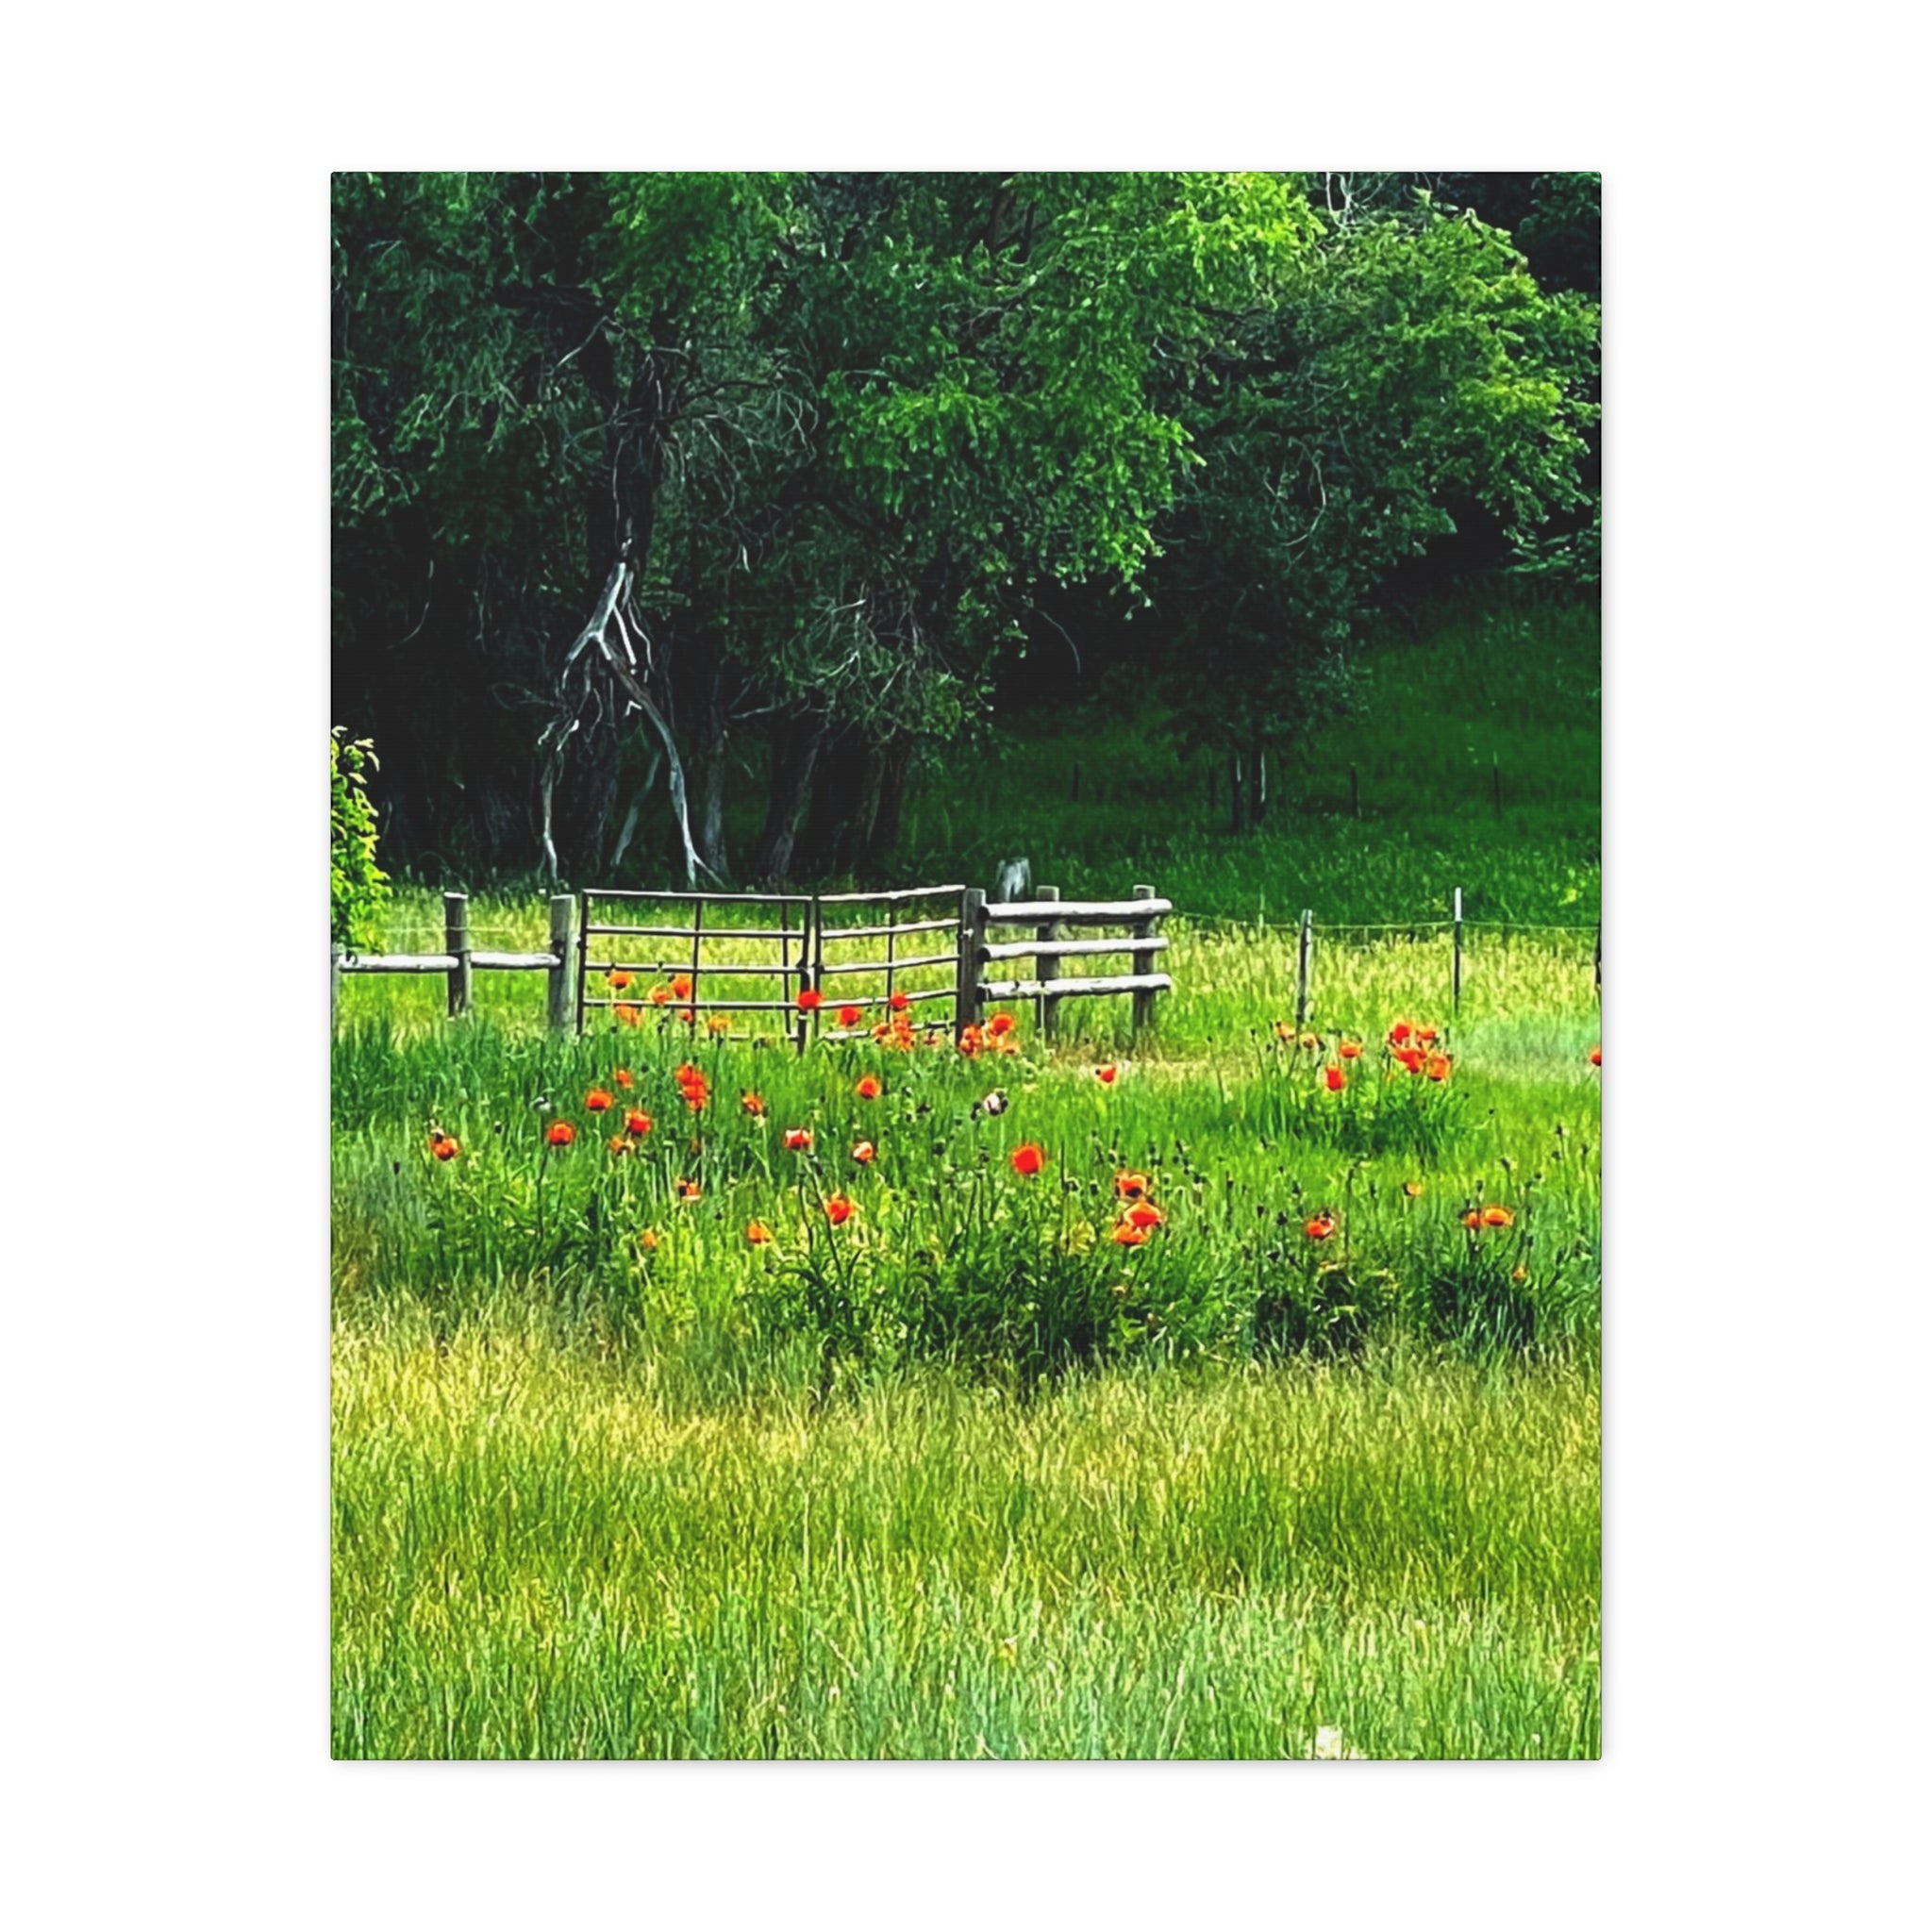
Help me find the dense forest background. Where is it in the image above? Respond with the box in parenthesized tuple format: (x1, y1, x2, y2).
(331, 171, 1599, 889)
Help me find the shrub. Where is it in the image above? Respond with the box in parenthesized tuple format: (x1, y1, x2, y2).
(331, 728, 391, 951)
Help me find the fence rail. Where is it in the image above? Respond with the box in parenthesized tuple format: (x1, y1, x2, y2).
(332, 880, 1592, 1041)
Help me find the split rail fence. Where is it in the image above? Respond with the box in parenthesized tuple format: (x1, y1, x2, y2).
(330, 882, 1175, 1041)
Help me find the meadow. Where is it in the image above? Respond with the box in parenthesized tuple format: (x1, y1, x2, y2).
(331, 590, 1601, 1759)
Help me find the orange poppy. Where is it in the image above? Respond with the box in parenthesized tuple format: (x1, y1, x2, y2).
(1096, 1065, 1118, 1084)
(1590, 1044, 1602, 1066)
(855, 1075, 882, 1100)
(1273, 1022, 1296, 1042)
(675, 1177, 702, 1202)
(676, 1008, 696, 1024)
(1109, 1221, 1149, 1246)
(1115, 1171, 1150, 1200)
(741, 1091, 767, 1117)
(614, 1069, 634, 1089)
(1304, 1213, 1337, 1241)
(1463, 1209, 1483, 1230)
(641, 1229, 659, 1252)
(746, 1220, 774, 1245)
(1010, 1142, 1044, 1176)
(624, 1108, 653, 1138)
(586, 1088, 613, 1112)
(606, 970, 634, 991)
(1481, 1205, 1515, 1228)
(1403, 1181, 1424, 1198)
(1394, 1046, 1426, 1074)
(958, 1024, 984, 1058)
(798, 988, 824, 1012)
(824, 1192, 855, 1226)
(988, 1011, 1016, 1038)
(670, 975, 692, 1000)
(707, 1013, 731, 1035)
(837, 1004, 862, 1029)
(1389, 1021, 1413, 1046)
(852, 1140, 875, 1165)
(1324, 1064, 1346, 1092)
(613, 1003, 642, 1026)
(429, 1132, 458, 1161)
(1424, 1055, 1452, 1082)
(1126, 1201, 1164, 1230)
(608, 1135, 632, 1157)
(545, 1121, 576, 1148)
(890, 991, 910, 1012)
(783, 1127, 813, 1152)
(649, 986, 672, 1007)
(1299, 1033, 1320, 1052)
(1339, 1040, 1361, 1060)
(1416, 1027, 1439, 1046)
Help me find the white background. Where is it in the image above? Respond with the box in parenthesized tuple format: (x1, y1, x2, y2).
(3, 4, 1925, 1925)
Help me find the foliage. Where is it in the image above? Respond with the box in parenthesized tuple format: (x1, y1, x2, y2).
(329, 727, 390, 950)
(331, 174, 1599, 883)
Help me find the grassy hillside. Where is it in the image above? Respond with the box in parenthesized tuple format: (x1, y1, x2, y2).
(899, 589, 1600, 927)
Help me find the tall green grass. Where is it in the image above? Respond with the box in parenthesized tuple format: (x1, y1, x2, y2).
(334, 1313, 1598, 1759)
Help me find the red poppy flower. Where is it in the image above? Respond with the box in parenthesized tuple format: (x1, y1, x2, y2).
(1416, 1027, 1439, 1046)
(676, 1008, 696, 1024)
(1126, 1201, 1164, 1231)
(1463, 1208, 1483, 1230)
(670, 975, 692, 1000)
(890, 991, 910, 1012)
(606, 971, 634, 991)
(745, 1220, 774, 1246)
(1109, 1221, 1149, 1246)
(838, 1004, 862, 1029)
(824, 1192, 855, 1226)
(1115, 1171, 1150, 1201)
(1339, 1040, 1361, 1060)
(988, 1011, 1016, 1038)
(855, 1074, 882, 1100)
(1388, 1021, 1413, 1046)
(1590, 1044, 1602, 1067)
(783, 1127, 813, 1152)
(1096, 1065, 1118, 1084)
(624, 1108, 653, 1138)
(741, 1091, 766, 1117)
(1481, 1205, 1515, 1228)
(1304, 1213, 1337, 1241)
(1424, 1055, 1452, 1082)
(852, 1140, 875, 1165)
(798, 988, 824, 1013)
(958, 1024, 984, 1058)
(614, 1069, 634, 1089)
(586, 1088, 613, 1112)
(1394, 1046, 1426, 1074)
(1010, 1142, 1044, 1176)
(649, 986, 672, 1007)
(545, 1121, 576, 1148)
(1324, 1064, 1346, 1092)
(429, 1132, 458, 1161)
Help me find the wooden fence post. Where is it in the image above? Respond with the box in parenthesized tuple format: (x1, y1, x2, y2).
(956, 889, 985, 1040)
(1593, 924, 1602, 1005)
(1130, 884, 1160, 1037)
(548, 894, 576, 1034)
(444, 891, 472, 1019)
(1295, 908, 1313, 1031)
(1035, 885, 1061, 1040)
(1452, 886, 1464, 1015)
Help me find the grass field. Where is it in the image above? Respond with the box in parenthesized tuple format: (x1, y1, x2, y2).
(332, 589, 1601, 1758)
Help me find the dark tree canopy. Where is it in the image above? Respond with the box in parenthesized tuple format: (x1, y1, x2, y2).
(332, 172, 1598, 882)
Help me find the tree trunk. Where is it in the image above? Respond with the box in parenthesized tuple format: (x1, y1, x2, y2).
(863, 737, 914, 871)
(797, 724, 877, 877)
(693, 666, 731, 880)
(1249, 732, 1269, 827)
(749, 715, 824, 883)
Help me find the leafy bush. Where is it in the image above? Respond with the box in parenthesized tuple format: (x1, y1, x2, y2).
(331, 728, 391, 951)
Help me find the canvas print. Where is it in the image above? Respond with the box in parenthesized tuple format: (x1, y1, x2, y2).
(331, 171, 1601, 1759)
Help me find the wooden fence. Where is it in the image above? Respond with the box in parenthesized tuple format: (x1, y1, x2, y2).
(961, 883, 1172, 1039)
(330, 881, 1177, 1041)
